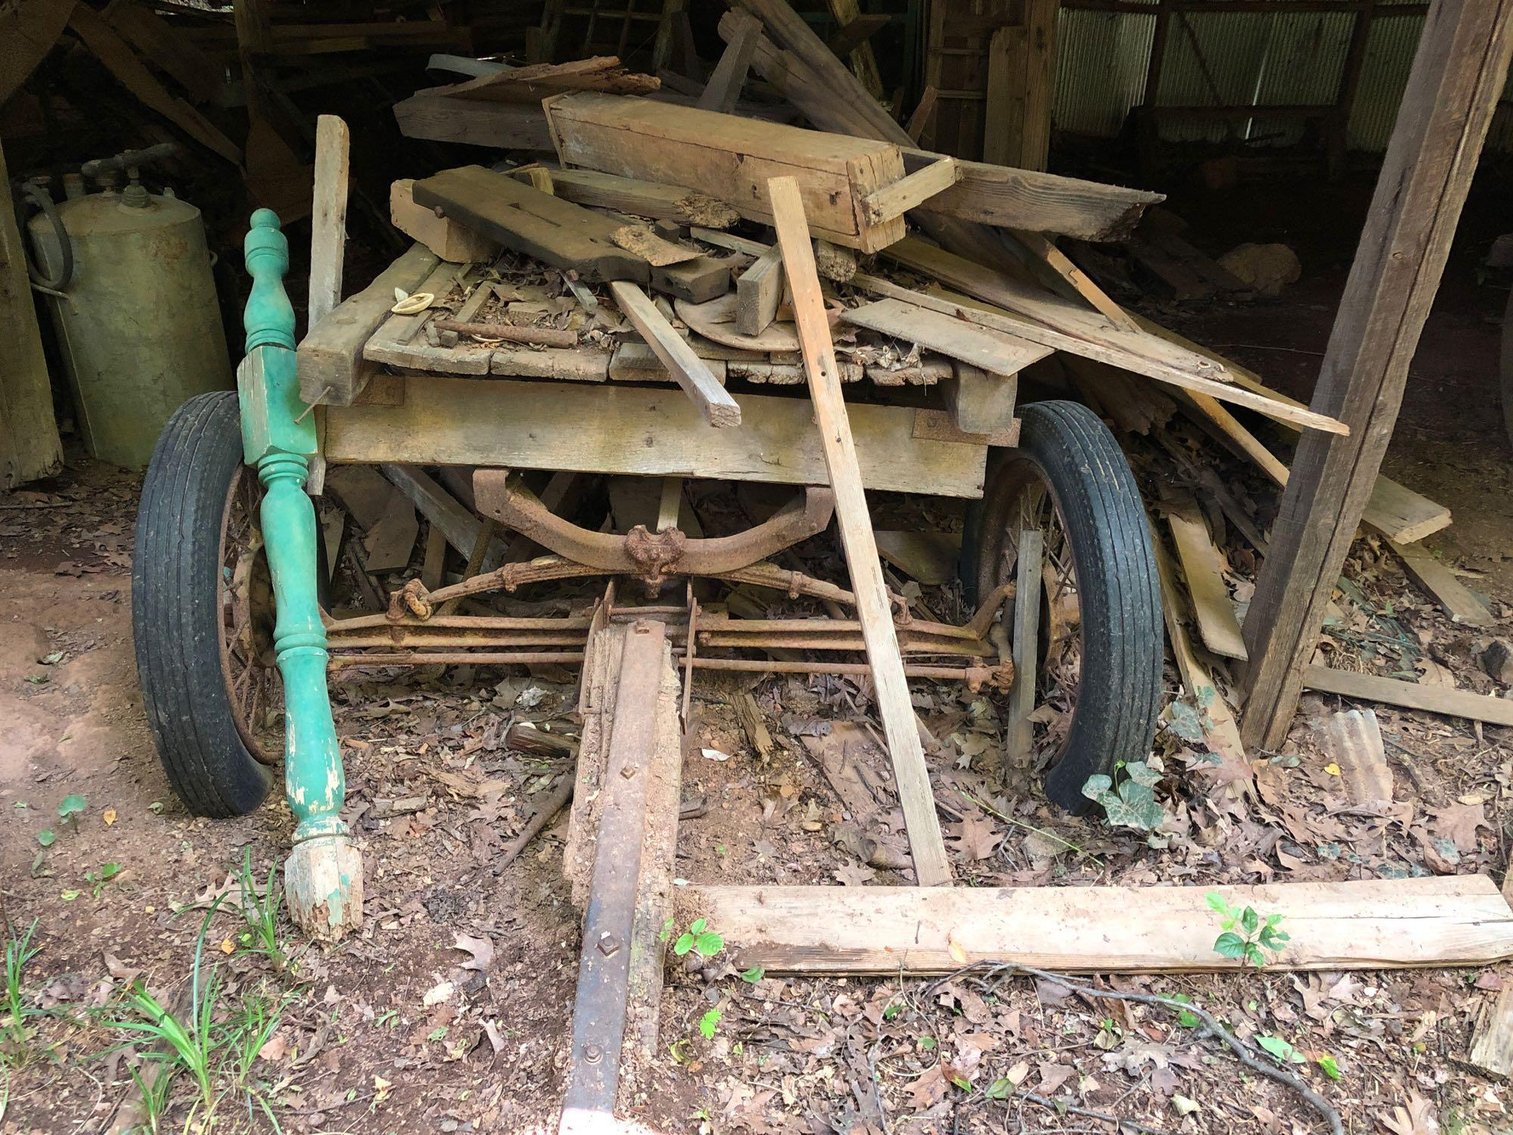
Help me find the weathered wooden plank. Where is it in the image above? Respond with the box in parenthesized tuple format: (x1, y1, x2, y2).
(546, 91, 907, 252)
(412, 165, 648, 283)
(1164, 493, 1246, 661)
(680, 876, 1513, 974)
(1241, 0, 1513, 747)
(298, 243, 439, 405)
(308, 116, 350, 331)
(844, 297, 1053, 376)
(1155, 540, 1247, 764)
(1469, 870, 1513, 1079)
(697, 8, 760, 112)
(608, 281, 741, 428)
(547, 168, 740, 227)
(393, 88, 556, 150)
(390, 178, 500, 264)
(944, 364, 1018, 436)
(1006, 529, 1042, 759)
(768, 174, 952, 887)
(323, 377, 988, 497)
(736, 246, 784, 336)
(1390, 540, 1494, 627)
(859, 157, 960, 226)
(1303, 666, 1513, 728)
(2, 0, 76, 106)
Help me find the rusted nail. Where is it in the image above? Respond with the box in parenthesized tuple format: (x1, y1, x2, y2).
(583, 1042, 603, 1064)
(597, 933, 621, 957)
(633, 621, 652, 634)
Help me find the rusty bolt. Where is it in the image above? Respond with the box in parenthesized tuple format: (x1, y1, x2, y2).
(633, 620, 652, 634)
(597, 933, 621, 957)
(620, 764, 639, 779)
(583, 1042, 603, 1064)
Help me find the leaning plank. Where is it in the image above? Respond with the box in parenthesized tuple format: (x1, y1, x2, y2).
(1365, 476, 1452, 544)
(380, 464, 505, 562)
(697, 8, 760, 112)
(308, 116, 350, 331)
(1164, 493, 1247, 661)
(412, 165, 648, 283)
(546, 92, 907, 252)
(945, 364, 1018, 436)
(1006, 530, 1042, 759)
(68, 5, 241, 163)
(297, 243, 440, 405)
(1154, 540, 1247, 765)
(1303, 667, 1513, 728)
(681, 875, 1513, 974)
(850, 270, 1347, 435)
(844, 297, 1052, 376)
(858, 157, 960, 226)
(2, 0, 75, 106)
(1390, 540, 1495, 627)
(392, 88, 555, 151)
(768, 174, 952, 887)
(325, 377, 987, 497)
(608, 282, 741, 428)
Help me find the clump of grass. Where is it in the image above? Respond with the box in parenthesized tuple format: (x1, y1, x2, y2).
(1, 920, 43, 1068)
(234, 849, 287, 972)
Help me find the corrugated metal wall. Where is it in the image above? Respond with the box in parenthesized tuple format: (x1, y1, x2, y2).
(1053, 2, 1513, 152)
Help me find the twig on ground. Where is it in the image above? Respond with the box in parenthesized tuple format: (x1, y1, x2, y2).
(493, 774, 574, 874)
(927, 962, 1344, 1135)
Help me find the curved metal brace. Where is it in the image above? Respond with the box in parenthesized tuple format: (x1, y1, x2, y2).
(473, 470, 835, 579)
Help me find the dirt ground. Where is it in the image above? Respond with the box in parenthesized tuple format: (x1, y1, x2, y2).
(4, 175, 1513, 1135)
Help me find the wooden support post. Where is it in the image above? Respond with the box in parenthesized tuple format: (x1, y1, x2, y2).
(0, 140, 62, 487)
(1240, 0, 1513, 749)
(308, 116, 349, 331)
(1006, 529, 1042, 761)
(696, 7, 760, 112)
(767, 174, 952, 887)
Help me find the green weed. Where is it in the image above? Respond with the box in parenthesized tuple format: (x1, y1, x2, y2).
(1, 920, 43, 1067)
(1206, 892, 1289, 968)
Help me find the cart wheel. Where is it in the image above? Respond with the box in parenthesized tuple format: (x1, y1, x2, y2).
(975, 400, 1163, 813)
(133, 392, 279, 817)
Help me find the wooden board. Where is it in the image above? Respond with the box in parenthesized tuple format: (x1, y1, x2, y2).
(308, 116, 350, 332)
(944, 364, 1017, 436)
(1391, 540, 1494, 627)
(680, 876, 1513, 974)
(844, 297, 1053, 376)
(1164, 494, 1247, 661)
(851, 268, 1347, 435)
(298, 243, 440, 405)
(102, 1, 222, 104)
(735, 246, 784, 337)
(1469, 869, 1513, 1079)
(1006, 529, 1042, 759)
(675, 293, 797, 352)
(323, 377, 988, 498)
(608, 281, 741, 428)
(768, 174, 951, 887)
(1303, 666, 1513, 728)
(1366, 476, 1452, 543)
(412, 165, 647, 283)
(2, 0, 75, 105)
(546, 168, 740, 227)
(390, 179, 500, 264)
(1154, 540, 1247, 765)
(545, 91, 907, 252)
(393, 88, 556, 151)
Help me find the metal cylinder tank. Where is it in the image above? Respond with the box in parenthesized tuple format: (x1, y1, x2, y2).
(27, 186, 233, 469)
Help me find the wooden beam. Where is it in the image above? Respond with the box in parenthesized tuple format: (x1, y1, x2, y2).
(680, 876, 1513, 974)
(390, 178, 501, 264)
(0, 139, 62, 487)
(1241, 0, 1513, 748)
(607, 282, 741, 428)
(547, 168, 740, 227)
(1303, 666, 1513, 728)
(2, 0, 76, 106)
(392, 88, 556, 151)
(767, 174, 952, 887)
(308, 116, 350, 332)
(298, 243, 439, 405)
(102, 1, 223, 104)
(1390, 539, 1494, 627)
(944, 364, 1018, 436)
(1164, 493, 1247, 661)
(380, 464, 504, 562)
(696, 7, 760, 112)
(824, 0, 884, 98)
(1006, 529, 1042, 759)
(859, 157, 960, 226)
(545, 91, 907, 252)
(324, 376, 988, 497)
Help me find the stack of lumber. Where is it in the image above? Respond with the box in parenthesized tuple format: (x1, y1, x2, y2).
(372, 0, 1487, 738)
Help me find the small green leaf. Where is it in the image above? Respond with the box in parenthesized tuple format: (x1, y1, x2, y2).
(58, 794, 87, 820)
(1213, 931, 1248, 959)
(37, 829, 55, 848)
(985, 1077, 1014, 1100)
(1167, 700, 1206, 743)
(1315, 1053, 1342, 1080)
(948, 1073, 972, 1091)
(919, 1036, 937, 1051)
(99, 862, 123, 880)
(1177, 1008, 1199, 1028)
(1241, 906, 1260, 935)
(1124, 760, 1160, 787)
(689, 919, 707, 935)
(59, 889, 81, 901)
(1205, 891, 1230, 915)
(698, 1008, 722, 1040)
(1081, 774, 1113, 801)
(693, 931, 724, 958)
(659, 917, 675, 943)
(740, 966, 765, 984)
(427, 1026, 448, 1042)
(673, 933, 695, 956)
(1256, 1035, 1303, 1063)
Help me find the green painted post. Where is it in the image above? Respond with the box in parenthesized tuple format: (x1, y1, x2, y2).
(240, 209, 362, 941)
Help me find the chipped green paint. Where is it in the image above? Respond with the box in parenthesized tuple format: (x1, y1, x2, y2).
(240, 209, 361, 939)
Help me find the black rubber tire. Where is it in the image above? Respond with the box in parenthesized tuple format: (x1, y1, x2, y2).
(977, 400, 1163, 812)
(133, 392, 273, 817)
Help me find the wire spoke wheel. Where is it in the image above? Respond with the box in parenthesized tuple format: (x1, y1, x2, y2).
(975, 401, 1163, 813)
(218, 468, 283, 765)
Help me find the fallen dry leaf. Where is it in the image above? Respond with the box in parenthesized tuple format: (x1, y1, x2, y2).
(257, 1032, 289, 1063)
(1430, 801, 1488, 853)
(423, 980, 455, 1007)
(452, 933, 495, 973)
(948, 813, 1002, 861)
(1379, 1091, 1439, 1135)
